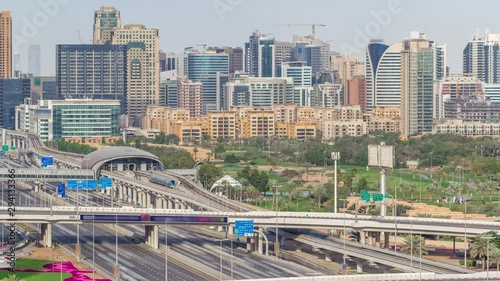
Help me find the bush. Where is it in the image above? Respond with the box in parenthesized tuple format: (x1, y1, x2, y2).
(458, 260, 476, 267)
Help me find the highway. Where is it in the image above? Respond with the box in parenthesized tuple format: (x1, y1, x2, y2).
(0, 160, 320, 280)
(5, 131, 486, 277)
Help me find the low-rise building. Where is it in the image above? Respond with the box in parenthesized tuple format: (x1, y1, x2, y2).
(433, 120, 500, 137)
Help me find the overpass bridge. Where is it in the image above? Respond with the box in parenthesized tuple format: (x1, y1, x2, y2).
(0, 168, 94, 181)
(0, 207, 482, 275)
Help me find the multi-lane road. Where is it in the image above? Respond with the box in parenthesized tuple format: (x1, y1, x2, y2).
(0, 159, 323, 280)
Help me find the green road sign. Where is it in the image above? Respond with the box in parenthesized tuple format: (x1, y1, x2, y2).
(2, 145, 8, 152)
(11, 146, 15, 151)
(372, 194, 384, 202)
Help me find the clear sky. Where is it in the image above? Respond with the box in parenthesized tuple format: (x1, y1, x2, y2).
(3, 0, 500, 76)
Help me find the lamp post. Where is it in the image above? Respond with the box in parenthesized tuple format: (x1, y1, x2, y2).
(50, 192, 58, 216)
(430, 152, 433, 181)
(482, 236, 495, 281)
(275, 195, 279, 257)
(165, 222, 168, 281)
(332, 152, 340, 213)
(339, 199, 348, 274)
(213, 238, 229, 281)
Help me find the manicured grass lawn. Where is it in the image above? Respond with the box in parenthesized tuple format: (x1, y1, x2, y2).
(0, 258, 72, 280)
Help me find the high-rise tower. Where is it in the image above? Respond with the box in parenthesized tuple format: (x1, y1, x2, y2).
(93, 6, 121, 44)
(0, 11, 12, 78)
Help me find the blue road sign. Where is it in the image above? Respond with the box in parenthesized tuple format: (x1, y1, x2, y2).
(99, 177, 113, 190)
(235, 220, 254, 237)
(57, 183, 66, 198)
(67, 179, 98, 190)
(0, 151, 4, 158)
(41, 156, 54, 167)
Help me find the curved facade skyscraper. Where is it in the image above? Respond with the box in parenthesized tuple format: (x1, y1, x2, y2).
(365, 41, 402, 113)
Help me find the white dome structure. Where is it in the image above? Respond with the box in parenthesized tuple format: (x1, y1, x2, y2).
(210, 175, 242, 196)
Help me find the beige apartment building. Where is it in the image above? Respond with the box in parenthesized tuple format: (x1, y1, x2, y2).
(112, 24, 160, 124)
(0, 11, 11, 78)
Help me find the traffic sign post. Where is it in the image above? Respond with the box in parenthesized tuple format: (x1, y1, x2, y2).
(41, 156, 54, 168)
(57, 183, 66, 198)
(99, 177, 113, 190)
(67, 179, 98, 190)
(234, 220, 254, 237)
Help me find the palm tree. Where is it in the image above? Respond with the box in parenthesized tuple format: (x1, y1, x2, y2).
(314, 185, 326, 208)
(446, 182, 460, 203)
(291, 187, 303, 209)
(245, 185, 261, 203)
(486, 180, 497, 203)
(477, 182, 489, 203)
(400, 235, 427, 256)
(490, 247, 500, 272)
(285, 182, 295, 204)
(407, 183, 417, 200)
(1, 275, 23, 281)
(425, 183, 438, 202)
(471, 234, 497, 270)
(399, 182, 409, 200)
(193, 147, 199, 160)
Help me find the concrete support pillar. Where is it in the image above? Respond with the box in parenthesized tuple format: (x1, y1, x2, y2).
(384, 232, 390, 249)
(41, 223, 53, 248)
(257, 227, 264, 255)
(360, 231, 366, 245)
(246, 237, 253, 252)
(356, 261, 364, 273)
(144, 225, 159, 249)
(217, 226, 224, 232)
(34, 182, 40, 193)
(167, 199, 173, 209)
(375, 232, 381, 248)
(227, 226, 234, 235)
(452, 236, 456, 254)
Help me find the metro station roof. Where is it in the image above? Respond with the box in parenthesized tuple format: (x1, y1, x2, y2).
(81, 146, 163, 169)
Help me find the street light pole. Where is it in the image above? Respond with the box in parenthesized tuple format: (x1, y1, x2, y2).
(332, 152, 340, 213)
(165, 222, 168, 281)
(482, 236, 495, 281)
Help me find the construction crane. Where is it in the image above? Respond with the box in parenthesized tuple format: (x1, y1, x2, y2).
(280, 24, 326, 39)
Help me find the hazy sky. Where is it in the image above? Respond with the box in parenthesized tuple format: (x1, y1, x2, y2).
(3, 0, 500, 76)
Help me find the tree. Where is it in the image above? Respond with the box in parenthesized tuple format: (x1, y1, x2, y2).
(425, 183, 439, 202)
(192, 147, 199, 160)
(281, 169, 299, 180)
(198, 163, 223, 189)
(490, 247, 500, 272)
(245, 185, 261, 202)
(357, 177, 368, 192)
(399, 182, 409, 200)
(154, 132, 166, 144)
(407, 183, 417, 200)
(224, 153, 240, 165)
(401, 235, 427, 256)
(477, 182, 489, 203)
(165, 134, 180, 145)
(213, 143, 226, 159)
(249, 170, 269, 193)
(291, 187, 303, 209)
(314, 185, 327, 208)
(471, 234, 497, 270)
